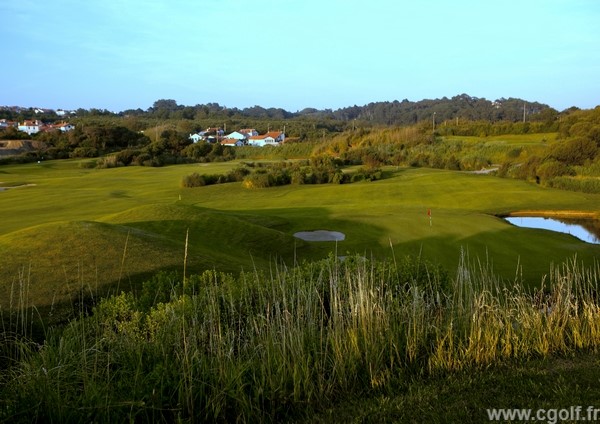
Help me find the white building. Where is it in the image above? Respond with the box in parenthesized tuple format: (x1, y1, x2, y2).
(248, 131, 285, 147)
(17, 120, 43, 135)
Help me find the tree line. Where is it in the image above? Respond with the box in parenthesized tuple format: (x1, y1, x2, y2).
(1, 93, 566, 128)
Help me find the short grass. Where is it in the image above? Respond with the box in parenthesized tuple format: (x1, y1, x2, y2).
(1, 159, 599, 323)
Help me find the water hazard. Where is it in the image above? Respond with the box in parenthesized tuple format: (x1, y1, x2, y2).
(505, 216, 600, 245)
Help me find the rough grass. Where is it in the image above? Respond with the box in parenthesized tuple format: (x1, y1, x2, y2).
(312, 352, 600, 423)
(2, 254, 600, 422)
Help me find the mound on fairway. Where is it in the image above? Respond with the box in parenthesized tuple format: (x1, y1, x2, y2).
(0, 221, 182, 312)
(0, 204, 304, 322)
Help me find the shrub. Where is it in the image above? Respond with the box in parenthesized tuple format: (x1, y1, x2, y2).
(242, 172, 272, 188)
(352, 167, 383, 182)
(460, 154, 490, 171)
(78, 160, 97, 169)
(133, 152, 152, 166)
(548, 137, 598, 166)
(226, 166, 251, 182)
(536, 160, 575, 182)
(70, 146, 98, 158)
(291, 168, 307, 184)
(546, 176, 600, 193)
(181, 172, 206, 188)
(114, 149, 140, 166)
(96, 155, 121, 168)
(509, 155, 542, 180)
(506, 147, 522, 159)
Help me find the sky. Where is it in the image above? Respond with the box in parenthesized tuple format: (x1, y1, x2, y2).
(1, 0, 599, 112)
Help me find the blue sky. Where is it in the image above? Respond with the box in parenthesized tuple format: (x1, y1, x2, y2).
(2, 0, 599, 112)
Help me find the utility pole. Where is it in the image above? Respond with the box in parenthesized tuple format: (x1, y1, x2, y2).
(432, 112, 436, 133)
(523, 102, 526, 123)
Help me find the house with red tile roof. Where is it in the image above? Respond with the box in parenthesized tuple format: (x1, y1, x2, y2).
(239, 128, 259, 138)
(51, 122, 75, 132)
(248, 131, 285, 147)
(221, 138, 244, 147)
(17, 120, 44, 135)
(0, 119, 17, 129)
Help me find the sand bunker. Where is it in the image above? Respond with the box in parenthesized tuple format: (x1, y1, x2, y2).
(0, 183, 36, 191)
(294, 230, 346, 242)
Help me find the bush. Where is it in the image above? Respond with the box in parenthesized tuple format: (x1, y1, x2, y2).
(181, 172, 205, 187)
(226, 166, 251, 182)
(351, 167, 383, 182)
(291, 168, 307, 184)
(546, 176, 600, 193)
(133, 152, 152, 166)
(242, 172, 272, 188)
(79, 160, 97, 169)
(548, 137, 598, 166)
(536, 160, 574, 182)
(509, 156, 542, 180)
(114, 149, 140, 166)
(70, 146, 98, 158)
(96, 155, 121, 168)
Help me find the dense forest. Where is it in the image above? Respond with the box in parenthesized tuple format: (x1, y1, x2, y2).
(2, 94, 558, 127)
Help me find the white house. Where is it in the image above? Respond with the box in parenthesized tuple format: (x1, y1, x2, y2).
(53, 122, 75, 132)
(248, 131, 285, 147)
(0, 119, 16, 129)
(205, 127, 224, 137)
(221, 138, 244, 147)
(189, 133, 204, 143)
(17, 120, 43, 135)
(225, 131, 247, 141)
(189, 127, 225, 143)
(239, 128, 259, 138)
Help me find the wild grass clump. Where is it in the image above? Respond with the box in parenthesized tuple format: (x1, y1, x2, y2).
(181, 166, 251, 187)
(2, 254, 600, 422)
(546, 176, 600, 194)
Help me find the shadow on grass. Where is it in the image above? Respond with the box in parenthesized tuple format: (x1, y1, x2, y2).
(0, 205, 389, 331)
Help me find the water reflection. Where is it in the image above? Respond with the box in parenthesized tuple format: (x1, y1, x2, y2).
(505, 216, 600, 245)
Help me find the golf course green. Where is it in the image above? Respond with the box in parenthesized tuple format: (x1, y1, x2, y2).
(1, 158, 599, 315)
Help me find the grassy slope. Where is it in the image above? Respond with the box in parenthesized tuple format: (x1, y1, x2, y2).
(311, 353, 600, 423)
(1, 157, 599, 316)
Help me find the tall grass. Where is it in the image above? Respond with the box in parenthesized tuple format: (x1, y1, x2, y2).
(2, 254, 600, 422)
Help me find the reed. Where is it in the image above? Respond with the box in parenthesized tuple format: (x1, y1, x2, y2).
(2, 253, 600, 422)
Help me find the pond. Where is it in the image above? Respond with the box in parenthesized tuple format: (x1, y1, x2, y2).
(505, 216, 600, 245)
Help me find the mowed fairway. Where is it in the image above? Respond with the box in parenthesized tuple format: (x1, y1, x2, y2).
(1, 159, 599, 315)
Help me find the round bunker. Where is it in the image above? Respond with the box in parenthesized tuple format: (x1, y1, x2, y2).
(294, 230, 346, 242)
